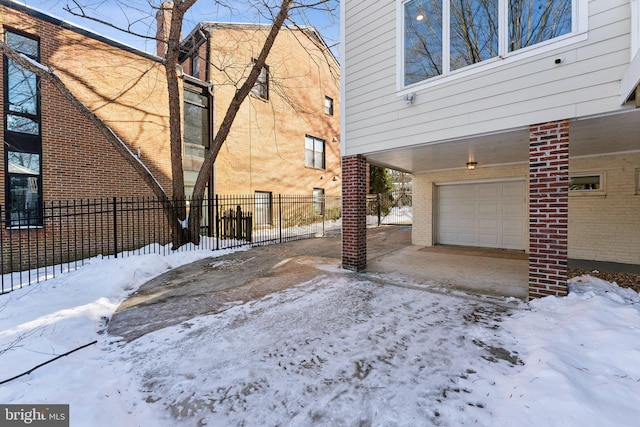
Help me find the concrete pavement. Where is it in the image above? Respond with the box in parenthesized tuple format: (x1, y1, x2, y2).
(108, 226, 528, 342)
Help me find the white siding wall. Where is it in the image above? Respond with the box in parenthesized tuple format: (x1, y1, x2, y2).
(344, 0, 633, 156)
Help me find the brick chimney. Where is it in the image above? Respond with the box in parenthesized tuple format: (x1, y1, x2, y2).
(156, 1, 173, 58)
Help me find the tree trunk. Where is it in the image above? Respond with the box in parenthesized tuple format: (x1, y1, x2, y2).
(187, 0, 295, 244)
(163, 0, 197, 248)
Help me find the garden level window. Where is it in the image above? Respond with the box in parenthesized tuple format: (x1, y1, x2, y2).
(569, 174, 602, 192)
(403, 0, 576, 86)
(3, 30, 43, 227)
(305, 135, 325, 169)
(313, 188, 325, 215)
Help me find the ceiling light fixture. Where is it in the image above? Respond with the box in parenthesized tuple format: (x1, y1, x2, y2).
(466, 161, 478, 170)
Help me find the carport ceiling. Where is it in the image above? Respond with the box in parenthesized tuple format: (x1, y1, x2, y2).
(365, 109, 640, 174)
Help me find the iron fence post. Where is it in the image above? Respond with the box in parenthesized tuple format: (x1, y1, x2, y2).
(113, 197, 118, 258)
(279, 194, 282, 244)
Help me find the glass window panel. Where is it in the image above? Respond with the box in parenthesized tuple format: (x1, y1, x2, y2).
(509, 0, 572, 52)
(313, 188, 325, 214)
(6, 114, 39, 135)
(6, 31, 39, 58)
(8, 152, 40, 175)
(252, 64, 269, 99)
(7, 60, 38, 115)
(450, 0, 499, 71)
(314, 139, 325, 169)
(184, 90, 207, 107)
(9, 175, 41, 226)
(305, 149, 314, 167)
(183, 89, 209, 158)
(324, 96, 333, 115)
(404, 0, 443, 85)
(569, 175, 601, 191)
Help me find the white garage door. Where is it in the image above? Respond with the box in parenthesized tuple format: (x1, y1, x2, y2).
(437, 181, 525, 250)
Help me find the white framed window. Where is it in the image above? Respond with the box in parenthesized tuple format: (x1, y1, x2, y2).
(569, 173, 604, 193)
(324, 96, 334, 116)
(313, 187, 325, 215)
(400, 0, 587, 88)
(255, 191, 273, 226)
(305, 135, 326, 169)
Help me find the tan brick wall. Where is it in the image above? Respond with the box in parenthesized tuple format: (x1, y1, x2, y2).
(205, 26, 341, 198)
(413, 164, 529, 247)
(1, 4, 173, 202)
(569, 153, 640, 265)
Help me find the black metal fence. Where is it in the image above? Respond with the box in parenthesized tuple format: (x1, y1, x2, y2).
(0, 194, 342, 295)
(366, 190, 413, 227)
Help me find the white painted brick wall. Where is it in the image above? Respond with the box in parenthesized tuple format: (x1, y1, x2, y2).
(569, 153, 640, 265)
(412, 153, 640, 266)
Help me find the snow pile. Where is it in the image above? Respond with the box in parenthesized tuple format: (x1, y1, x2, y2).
(0, 249, 639, 427)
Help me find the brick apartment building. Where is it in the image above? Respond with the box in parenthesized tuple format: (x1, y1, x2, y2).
(174, 21, 341, 206)
(1, 0, 340, 278)
(1, 0, 173, 227)
(2, 0, 340, 226)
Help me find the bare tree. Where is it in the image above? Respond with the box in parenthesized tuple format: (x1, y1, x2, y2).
(3, 0, 338, 248)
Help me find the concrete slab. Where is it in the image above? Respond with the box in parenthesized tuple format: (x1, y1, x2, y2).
(366, 245, 528, 300)
(108, 226, 528, 343)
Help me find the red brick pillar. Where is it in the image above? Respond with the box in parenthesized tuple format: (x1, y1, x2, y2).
(529, 120, 570, 299)
(342, 155, 367, 271)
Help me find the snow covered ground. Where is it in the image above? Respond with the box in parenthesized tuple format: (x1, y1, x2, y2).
(1, 246, 639, 426)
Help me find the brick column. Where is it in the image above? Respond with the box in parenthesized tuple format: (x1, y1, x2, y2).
(529, 120, 569, 299)
(342, 155, 367, 271)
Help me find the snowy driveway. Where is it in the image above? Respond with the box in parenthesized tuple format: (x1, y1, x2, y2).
(119, 262, 521, 426)
(2, 237, 639, 426)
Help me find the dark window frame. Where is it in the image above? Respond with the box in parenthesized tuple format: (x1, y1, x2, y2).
(183, 79, 211, 159)
(3, 28, 43, 227)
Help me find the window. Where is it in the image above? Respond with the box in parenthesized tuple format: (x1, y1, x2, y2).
(251, 60, 269, 100)
(305, 135, 325, 169)
(313, 188, 325, 215)
(191, 51, 200, 79)
(324, 96, 334, 116)
(569, 174, 603, 192)
(255, 191, 273, 226)
(3, 30, 42, 226)
(183, 82, 210, 158)
(403, 0, 575, 86)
